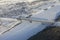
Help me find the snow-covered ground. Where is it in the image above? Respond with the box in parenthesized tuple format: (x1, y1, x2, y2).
(0, 0, 60, 40)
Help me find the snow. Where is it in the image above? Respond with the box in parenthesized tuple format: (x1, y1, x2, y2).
(33, 5, 60, 20)
(0, 0, 60, 40)
(0, 18, 20, 35)
(0, 21, 48, 40)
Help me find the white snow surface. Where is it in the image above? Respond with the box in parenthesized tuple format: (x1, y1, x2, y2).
(0, 0, 60, 40)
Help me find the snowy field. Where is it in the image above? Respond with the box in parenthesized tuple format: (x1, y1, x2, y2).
(0, 0, 60, 40)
